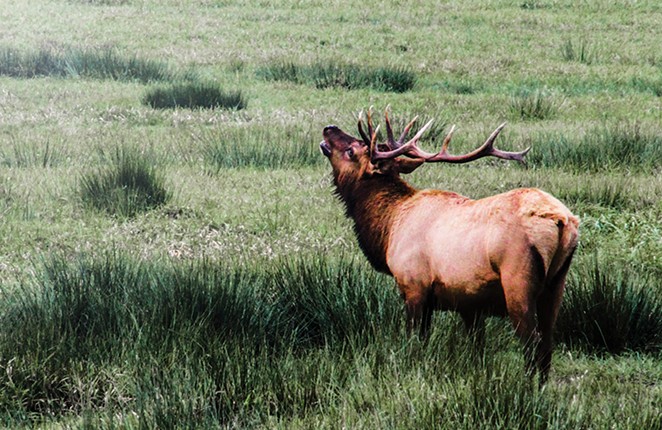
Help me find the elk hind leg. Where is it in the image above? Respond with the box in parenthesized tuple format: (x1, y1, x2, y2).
(501, 273, 541, 378)
(536, 250, 574, 384)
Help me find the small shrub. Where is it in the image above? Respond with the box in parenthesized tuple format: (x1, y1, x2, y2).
(80, 147, 171, 217)
(557, 258, 662, 354)
(508, 89, 559, 120)
(256, 61, 416, 92)
(143, 81, 247, 110)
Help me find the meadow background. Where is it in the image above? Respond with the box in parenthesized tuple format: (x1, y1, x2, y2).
(1, 0, 661, 428)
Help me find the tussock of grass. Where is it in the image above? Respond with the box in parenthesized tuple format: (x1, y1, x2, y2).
(0, 46, 181, 83)
(560, 38, 599, 64)
(554, 177, 633, 210)
(527, 123, 662, 172)
(80, 147, 171, 217)
(199, 124, 323, 170)
(142, 82, 247, 110)
(630, 76, 662, 97)
(256, 61, 416, 92)
(436, 79, 481, 95)
(0, 139, 63, 168)
(557, 257, 662, 354)
(509, 89, 559, 120)
(1, 252, 661, 426)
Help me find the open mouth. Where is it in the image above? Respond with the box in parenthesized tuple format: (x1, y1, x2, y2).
(319, 141, 331, 157)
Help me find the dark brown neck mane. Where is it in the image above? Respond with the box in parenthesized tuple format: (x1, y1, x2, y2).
(334, 172, 417, 274)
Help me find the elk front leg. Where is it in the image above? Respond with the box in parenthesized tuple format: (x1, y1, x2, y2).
(403, 289, 434, 339)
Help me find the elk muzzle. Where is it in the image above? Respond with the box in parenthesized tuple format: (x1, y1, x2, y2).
(320, 140, 332, 157)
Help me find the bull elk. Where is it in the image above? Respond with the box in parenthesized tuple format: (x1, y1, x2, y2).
(320, 109, 579, 383)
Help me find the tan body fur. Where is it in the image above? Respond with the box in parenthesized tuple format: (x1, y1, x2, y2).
(388, 188, 578, 326)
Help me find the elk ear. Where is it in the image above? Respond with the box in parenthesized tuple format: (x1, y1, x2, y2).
(369, 157, 424, 176)
(393, 158, 424, 174)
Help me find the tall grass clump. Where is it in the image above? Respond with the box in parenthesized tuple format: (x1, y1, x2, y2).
(436, 78, 481, 95)
(0, 253, 272, 419)
(143, 81, 247, 110)
(0, 139, 64, 168)
(256, 61, 416, 92)
(509, 89, 559, 120)
(527, 123, 662, 172)
(629, 76, 662, 97)
(80, 147, 171, 217)
(553, 177, 633, 210)
(560, 38, 598, 64)
(270, 257, 401, 346)
(0, 252, 397, 423)
(199, 123, 323, 170)
(0, 46, 181, 83)
(557, 258, 662, 354)
(1, 252, 660, 427)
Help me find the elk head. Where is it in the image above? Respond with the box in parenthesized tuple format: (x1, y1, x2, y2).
(320, 108, 531, 185)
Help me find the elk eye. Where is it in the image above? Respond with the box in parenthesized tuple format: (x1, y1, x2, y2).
(345, 148, 354, 159)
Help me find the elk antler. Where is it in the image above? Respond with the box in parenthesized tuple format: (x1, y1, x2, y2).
(358, 108, 377, 148)
(384, 107, 418, 150)
(372, 118, 530, 164)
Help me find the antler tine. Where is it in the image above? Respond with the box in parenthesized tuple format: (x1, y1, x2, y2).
(371, 120, 530, 165)
(371, 119, 434, 161)
(384, 107, 397, 149)
(357, 111, 371, 146)
(425, 122, 530, 164)
(396, 116, 419, 148)
(366, 107, 375, 142)
(440, 125, 457, 153)
(369, 124, 381, 157)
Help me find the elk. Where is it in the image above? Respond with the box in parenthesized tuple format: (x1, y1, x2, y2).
(319, 109, 579, 383)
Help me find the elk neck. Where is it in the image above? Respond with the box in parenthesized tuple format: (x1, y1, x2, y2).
(333, 171, 417, 275)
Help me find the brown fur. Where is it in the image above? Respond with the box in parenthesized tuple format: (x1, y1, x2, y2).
(321, 123, 579, 383)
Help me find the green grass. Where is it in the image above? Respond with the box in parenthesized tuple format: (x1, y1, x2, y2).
(1, 0, 662, 427)
(80, 147, 171, 217)
(200, 123, 323, 170)
(509, 89, 559, 121)
(527, 123, 662, 172)
(558, 257, 662, 354)
(256, 61, 416, 92)
(1, 252, 661, 428)
(560, 38, 599, 65)
(143, 81, 248, 110)
(0, 45, 183, 83)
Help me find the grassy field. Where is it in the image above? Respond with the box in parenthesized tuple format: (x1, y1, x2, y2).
(1, 0, 661, 428)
